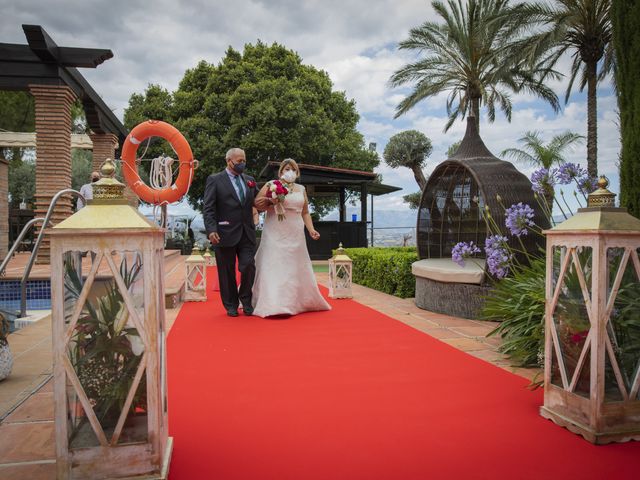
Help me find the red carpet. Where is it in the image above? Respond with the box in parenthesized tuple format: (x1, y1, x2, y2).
(167, 267, 640, 479)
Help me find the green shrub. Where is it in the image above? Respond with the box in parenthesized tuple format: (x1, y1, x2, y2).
(480, 256, 546, 368)
(334, 247, 418, 298)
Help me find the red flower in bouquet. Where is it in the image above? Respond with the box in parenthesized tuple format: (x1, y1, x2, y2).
(266, 179, 290, 221)
(247, 180, 256, 188)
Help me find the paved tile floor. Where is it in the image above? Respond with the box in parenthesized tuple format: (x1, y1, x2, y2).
(0, 271, 539, 479)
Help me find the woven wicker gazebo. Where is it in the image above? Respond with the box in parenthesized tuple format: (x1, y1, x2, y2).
(412, 117, 549, 318)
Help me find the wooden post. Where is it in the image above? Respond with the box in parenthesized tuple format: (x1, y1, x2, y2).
(360, 182, 367, 226)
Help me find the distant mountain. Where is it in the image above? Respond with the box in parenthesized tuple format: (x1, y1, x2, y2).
(322, 208, 417, 228)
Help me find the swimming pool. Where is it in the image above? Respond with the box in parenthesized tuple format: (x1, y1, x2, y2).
(0, 279, 52, 328)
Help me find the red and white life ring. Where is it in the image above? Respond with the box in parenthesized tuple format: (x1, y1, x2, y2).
(121, 120, 194, 204)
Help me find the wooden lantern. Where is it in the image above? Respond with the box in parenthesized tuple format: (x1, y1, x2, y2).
(48, 160, 172, 479)
(541, 177, 640, 444)
(185, 246, 207, 302)
(329, 243, 353, 299)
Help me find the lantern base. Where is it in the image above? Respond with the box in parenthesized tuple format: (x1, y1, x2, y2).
(122, 436, 173, 480)
(328, 292, 353, 299)
(184, 294, 208, 302)
(540, 407, 640, 445)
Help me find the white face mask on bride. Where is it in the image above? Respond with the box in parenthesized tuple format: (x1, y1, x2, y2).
(281, 170, 297, 183)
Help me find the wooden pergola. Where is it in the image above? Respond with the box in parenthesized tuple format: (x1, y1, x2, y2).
(0, 25, 128, 262)
(258, 161, 401, 259)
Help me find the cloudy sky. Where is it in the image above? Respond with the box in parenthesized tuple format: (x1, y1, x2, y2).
(1, 0, 620, 217)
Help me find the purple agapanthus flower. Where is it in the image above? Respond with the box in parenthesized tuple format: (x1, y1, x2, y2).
(505, 202, 535, 237)
(577, 175, 598, 195)
(451, 241, 481, 267)
(557, 163, 587, 185)
(484, 235, 512, 279)
(530, 168, 557, 196)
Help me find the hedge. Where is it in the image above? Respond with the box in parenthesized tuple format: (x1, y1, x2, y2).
(334, 247, 418, 298)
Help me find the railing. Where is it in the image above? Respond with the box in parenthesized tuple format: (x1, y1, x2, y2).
(0, 189, 84, 318)
(0, 217, 44, 278)
(19, 189, 86, 317)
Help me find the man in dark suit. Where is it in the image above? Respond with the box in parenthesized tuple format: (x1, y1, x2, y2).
(203, 148, 269, 317)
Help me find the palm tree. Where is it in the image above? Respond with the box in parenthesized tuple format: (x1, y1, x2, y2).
(501, 130, 584, 207)
(526, 0, 614, 178)
(389, 0, 560, 132)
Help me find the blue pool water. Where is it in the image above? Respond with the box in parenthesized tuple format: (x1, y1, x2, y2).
(0, 279, 52, 313)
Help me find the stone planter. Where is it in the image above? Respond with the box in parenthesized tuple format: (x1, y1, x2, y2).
(0, 343, 13, 381)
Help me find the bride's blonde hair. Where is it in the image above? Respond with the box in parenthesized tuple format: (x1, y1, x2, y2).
(278, 158, 299, 180)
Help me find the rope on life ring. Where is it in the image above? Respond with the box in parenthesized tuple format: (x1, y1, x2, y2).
(121, 120, 195, 205)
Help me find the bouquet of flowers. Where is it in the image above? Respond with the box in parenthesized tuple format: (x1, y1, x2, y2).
(266, 179, 290, 221)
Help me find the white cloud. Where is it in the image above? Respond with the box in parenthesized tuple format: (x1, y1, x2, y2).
(1, 0, 621, 214)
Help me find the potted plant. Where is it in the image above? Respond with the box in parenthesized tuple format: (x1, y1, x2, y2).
(0, 313, 13, 381)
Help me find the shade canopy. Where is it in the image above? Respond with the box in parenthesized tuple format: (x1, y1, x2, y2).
(257, 161, 401, 196)
(0, 25, 127, 142)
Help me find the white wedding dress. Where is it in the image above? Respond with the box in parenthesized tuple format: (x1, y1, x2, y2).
(252, 185, 331, 317)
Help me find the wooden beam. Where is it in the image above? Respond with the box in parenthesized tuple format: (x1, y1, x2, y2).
(23, 24, 58, 63)
(22, 25, 113, 68)
(56, 47, 113, 68)
(0, 132, 96, 149)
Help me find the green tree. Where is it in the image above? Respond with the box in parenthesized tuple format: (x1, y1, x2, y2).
(0, 91, 35, 164)
(8, 159, 35, 208)
(124, 43, 378, 213)
(383, 130, 432, 190)
(528, 0, 614, 178)
(402, 191, 422, 210)
(612, 0, 640, 217)
(501, 130, 584, 206)
(72, 149, 93, 191)
(390, 0, 560, 132)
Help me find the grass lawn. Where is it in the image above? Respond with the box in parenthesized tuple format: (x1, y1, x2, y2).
(312, 264, 329, 273)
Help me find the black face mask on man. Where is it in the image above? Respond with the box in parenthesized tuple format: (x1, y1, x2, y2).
(91, 177, 99, 183)
(232, 162, 246, 174)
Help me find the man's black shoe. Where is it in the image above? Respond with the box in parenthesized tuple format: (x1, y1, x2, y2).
(226, 309, 239, 317)
(243, 306, 254, 316)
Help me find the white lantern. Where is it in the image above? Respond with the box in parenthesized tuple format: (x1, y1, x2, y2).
(203, 247, 215, 266)
(541, 177, 640, 444)
(185, 247, 207, 302)
(48, 160, 172, 478)
(329, 243, 353, 299)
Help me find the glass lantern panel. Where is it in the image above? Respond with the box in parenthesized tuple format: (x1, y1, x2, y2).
(67, 369, 100, 448)
(551, 246, 592, 397)
(188, 263, 206, 291)
(604, 346, 624, 402)
(550, 345, 562, 388)
(551, 246, 568, 297)
(64, 249, 148, 448)
(606, 247, 640, 398)
(63, 250, 100, 448)
(336, 264, 350, 289)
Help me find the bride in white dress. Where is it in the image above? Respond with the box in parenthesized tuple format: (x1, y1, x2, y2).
(252, 159, 331, 317)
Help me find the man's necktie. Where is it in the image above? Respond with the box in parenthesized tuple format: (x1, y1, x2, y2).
(234, 175, 245, 204)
